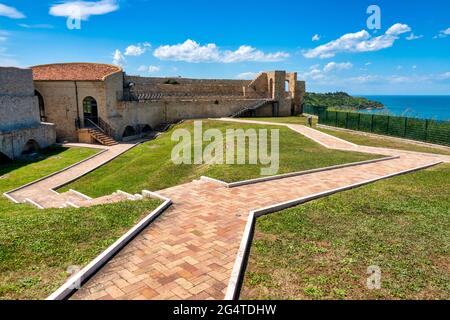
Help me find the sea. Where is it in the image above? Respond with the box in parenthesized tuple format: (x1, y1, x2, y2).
(357, 95, 450, 122)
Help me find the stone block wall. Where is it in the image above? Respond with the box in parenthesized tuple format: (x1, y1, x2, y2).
(0, 67, 41, 131)
(125, 76, 255, 97)
(0, 123, 56, 160)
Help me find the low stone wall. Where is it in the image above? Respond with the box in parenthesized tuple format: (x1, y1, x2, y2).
(0, 123, 56, 160)
(125, 76, 252, 97)
(111, 98, 268, 140)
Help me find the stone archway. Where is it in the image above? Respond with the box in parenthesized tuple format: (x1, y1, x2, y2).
(22, 139, 40, 155)
(83, 96, 98, 126)
(122, 126, 136, 138)
(35, 90, 46, 122)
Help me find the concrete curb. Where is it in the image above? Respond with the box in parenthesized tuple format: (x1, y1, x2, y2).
(200, 156, 399, 188)
(224, 159, 442, 300)
(46, 190, 172, 300)
(2, 146, 108, 203)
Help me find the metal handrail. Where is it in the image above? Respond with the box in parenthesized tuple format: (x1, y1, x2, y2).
(84, 118, 104, 133)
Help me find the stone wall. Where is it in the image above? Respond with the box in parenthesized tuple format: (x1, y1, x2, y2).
(125, 76, 252, 97)
(0, 67, 41, 131)
(0, 124, 56, 160)
(34, 80, 109, 142)
(0, 67, 56, 160)
(112, 98, 269, 139)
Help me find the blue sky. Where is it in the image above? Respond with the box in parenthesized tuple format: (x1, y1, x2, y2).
(0, 0, 449, 94)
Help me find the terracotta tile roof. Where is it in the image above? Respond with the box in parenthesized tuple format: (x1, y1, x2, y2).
(31, 63, 122, 81)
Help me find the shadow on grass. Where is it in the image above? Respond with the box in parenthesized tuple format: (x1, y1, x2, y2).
(0, 146, 70, 176)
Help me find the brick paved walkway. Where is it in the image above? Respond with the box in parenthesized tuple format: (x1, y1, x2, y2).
(70, 120, 447, 300)
(6, 142, 139, 208)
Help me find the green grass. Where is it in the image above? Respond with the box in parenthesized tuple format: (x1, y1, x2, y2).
(241, 164, 450, 300)
(317, 127, 450, 156)
(240, 116, 450, 156)
(61, 120, 379, 197)
(0, 146, 161, 299)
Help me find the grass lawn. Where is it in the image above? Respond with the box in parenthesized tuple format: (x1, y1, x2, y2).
(60, 120, 380, 197)
(240, 116, 450, 156)
(0, 146, 161, 300)
(241, 164, 450, 300)
(316, 127, 450, 156)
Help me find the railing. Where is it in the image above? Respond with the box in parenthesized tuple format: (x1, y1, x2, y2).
(318, 110, 450, 146)
(83, 117, 115, 139)
(303, 105, 327, 116)
(230, 99, 275, 118)
(98, 117, 115, 138)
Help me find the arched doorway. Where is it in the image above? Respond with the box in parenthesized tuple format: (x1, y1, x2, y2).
(35, 90, 46, 122)
(83, 96, 98, 127)
(22, 139, 40, 155)
(122, 126, 136, 138)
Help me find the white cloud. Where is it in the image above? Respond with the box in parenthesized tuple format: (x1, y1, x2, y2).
(365, 62, 372, 66)
(406, 33, 423, 41)
(153, 39, 289, 63)
(438, 72, 450, 80)
(137, 65, 160, 73)
(312, 34, 320, 41)
(434, 28, 450, 39)
(112, 49, 125, 66)
(0, 4, 25, 19)
(18, 23, 54, 29)
(236, 72, 258, 80)
(300, 62, 352, 82)
(323, 62, 353, 72)
(412, 65, 417, 69)
(124, 43, 150, 56)
(49, 0, 119, 20)
(303, 23, 411, 59)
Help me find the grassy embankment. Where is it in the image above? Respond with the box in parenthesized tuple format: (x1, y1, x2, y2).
(242, 163, 450, 300)
(0, 146, 160, 299)
(61, 120, 380, 197)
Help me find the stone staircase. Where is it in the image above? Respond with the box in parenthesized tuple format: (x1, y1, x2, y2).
(230, 99, 273, 118)
(88, 128, 118, 146)
(21, 189, 157, 209)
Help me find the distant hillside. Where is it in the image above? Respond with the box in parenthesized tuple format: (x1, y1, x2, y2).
(304, 92, 384, 110)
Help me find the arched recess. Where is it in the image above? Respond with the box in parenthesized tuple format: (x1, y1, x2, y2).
(22, 139, 40, 155)
(122, 126, 136, 138)
(142, 125, 152, 133)
(0, 152, 11, 164)
(83, 96, 98, 126)
(35, 90, 46, 122)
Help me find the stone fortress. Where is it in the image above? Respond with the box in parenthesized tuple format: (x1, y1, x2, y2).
(0, 63, 305, 159)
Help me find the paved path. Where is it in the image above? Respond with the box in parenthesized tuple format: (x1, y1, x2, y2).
(70, 120, 446, 300)
(6, 142, 139, 208)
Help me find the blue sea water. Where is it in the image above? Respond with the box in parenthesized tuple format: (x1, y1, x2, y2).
(358, 96, 450, 122)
